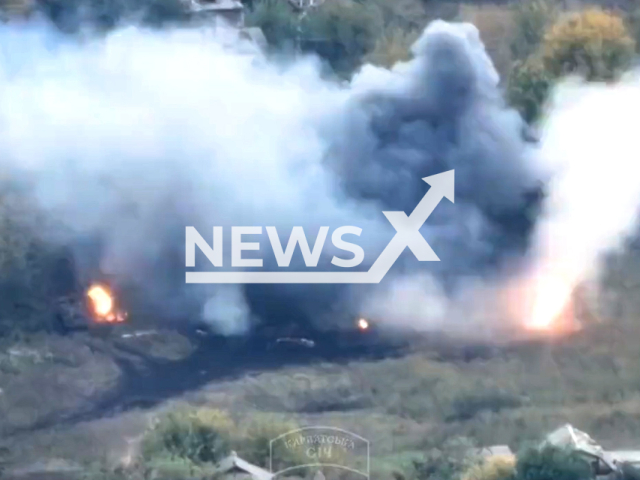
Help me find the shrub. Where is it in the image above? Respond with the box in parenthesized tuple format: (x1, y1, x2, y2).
(141, 408, 234, 464)
(514, 445, 593, 480)
(462, 455, 516, 480)
(506, 57, 553, 124)
(541, 8, 635, 81)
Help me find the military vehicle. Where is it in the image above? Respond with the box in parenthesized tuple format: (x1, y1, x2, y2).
(53, 283, 127, 335)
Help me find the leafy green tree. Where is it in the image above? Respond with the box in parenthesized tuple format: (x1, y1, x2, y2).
(507, 57, 553, 124)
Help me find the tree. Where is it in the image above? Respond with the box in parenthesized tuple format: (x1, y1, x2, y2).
(507, 57, 553, 124)
(541, 8, 635, 81)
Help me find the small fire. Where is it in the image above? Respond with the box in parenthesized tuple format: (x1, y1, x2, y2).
(357, 318, 369, 331)
(86, 284, 126, 323)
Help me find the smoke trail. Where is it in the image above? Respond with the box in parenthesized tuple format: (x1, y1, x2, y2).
(0, 19, 544, 335)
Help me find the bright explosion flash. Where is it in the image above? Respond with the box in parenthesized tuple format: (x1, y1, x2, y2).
(520, 266, 583, 336)
(86, 284, 126, 323)
(528, 281, 573, 331)
(357, 318, 369, 331)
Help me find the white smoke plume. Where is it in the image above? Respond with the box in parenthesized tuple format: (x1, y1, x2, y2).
(1, 15, 638, 338)
(523, 75, 640, 329)
(365, 73, 640, 335)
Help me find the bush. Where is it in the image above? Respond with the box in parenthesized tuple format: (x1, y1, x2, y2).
(141, 408, 234, 464)
(462, 455, 516, 480)
(514, 445, 593, 480)
(507, 57, 553, 124)
(541, 8, 635, 81)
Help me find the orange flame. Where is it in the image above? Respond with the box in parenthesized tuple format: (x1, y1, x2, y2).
(87, 284, 126, 323)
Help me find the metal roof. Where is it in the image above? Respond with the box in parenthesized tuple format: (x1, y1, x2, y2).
(214, 452, 274, 480)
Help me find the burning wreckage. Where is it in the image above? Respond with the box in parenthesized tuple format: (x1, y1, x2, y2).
(54, 283, 128, 334)
(52, 277, 378, 351)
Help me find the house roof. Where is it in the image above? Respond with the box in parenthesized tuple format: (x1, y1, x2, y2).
(214, 452, 274, 480)
(542, 424, 618, 471)
(543, 424, 604, 457)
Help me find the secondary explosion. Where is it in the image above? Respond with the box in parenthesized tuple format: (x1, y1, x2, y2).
(518, 76, 640, 334)
(1, 16, 640, 340)
(357, 318, 369, 331)
(87, 283, 127, 323)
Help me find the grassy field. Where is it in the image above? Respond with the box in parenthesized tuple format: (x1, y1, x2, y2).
(4, 272, 640, 479)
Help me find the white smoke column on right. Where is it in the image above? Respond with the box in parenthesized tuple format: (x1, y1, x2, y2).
(525, 74, 640, 329)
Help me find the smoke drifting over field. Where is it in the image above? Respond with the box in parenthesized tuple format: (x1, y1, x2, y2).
(1, 15, 637, 337)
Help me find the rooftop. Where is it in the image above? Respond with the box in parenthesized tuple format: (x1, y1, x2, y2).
(213, 451, 274, 480)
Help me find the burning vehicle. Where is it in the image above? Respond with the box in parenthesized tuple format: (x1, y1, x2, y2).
(189, 314, 381, 353)
(53, 282, 128, 334)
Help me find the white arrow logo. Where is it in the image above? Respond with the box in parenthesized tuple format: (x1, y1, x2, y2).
(186, 170, 454, 284)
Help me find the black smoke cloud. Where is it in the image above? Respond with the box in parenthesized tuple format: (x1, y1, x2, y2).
(0, 19, 544, 336)
(328, 22, 543, 288)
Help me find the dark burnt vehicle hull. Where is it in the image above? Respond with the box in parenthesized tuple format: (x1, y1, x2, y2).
(183, 316, 407, 361)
